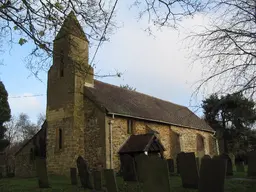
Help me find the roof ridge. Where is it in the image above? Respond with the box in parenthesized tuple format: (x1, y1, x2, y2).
(93, 79, 187, 109)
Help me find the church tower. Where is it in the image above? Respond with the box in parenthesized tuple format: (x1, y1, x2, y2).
(46, 12, 94, 175)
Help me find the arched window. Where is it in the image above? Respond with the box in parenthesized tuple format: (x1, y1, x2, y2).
(59, 129, 63, 149)
(29, 148, 34, 163)
(174, 132, 181, 154)
(196, 134, 205, 152)
(59, 50, 64, 77)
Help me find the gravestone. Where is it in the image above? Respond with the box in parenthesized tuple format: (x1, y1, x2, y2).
(35, 157, 49, 188)
(202, 155, 211, 159)
(248, 151, 256, 177)
(76, 156, 93, 189)
(0, 167, 3, 179)
(199, 158, 226, 192)
(142, 156, 171, 192)
(104, 169, 118, 192)
(176, 152, 185, 174)
(134, 154, 149, 182)
(120, 154, 137, 181)
(167, 159, 175, 174)
(178, 152, 199, 189)
(93, 170, 103, 191)
(219, 154, 233, 176)
(236, 162, 245, 172)
(70, 168, 77, 185)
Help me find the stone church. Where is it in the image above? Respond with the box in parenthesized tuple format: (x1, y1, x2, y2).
(15, 12, 217, 177)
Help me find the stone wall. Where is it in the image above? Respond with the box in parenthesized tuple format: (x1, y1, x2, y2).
(15, 128, 45, 178)
(84, 98, 106, 169)
(107, 116, 216, 171)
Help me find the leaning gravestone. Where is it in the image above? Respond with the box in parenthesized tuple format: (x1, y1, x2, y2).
(167, 159, 175, 174)
(178, 152, 199, 189)
(219, 154, 233, 176)
(104, 169, 119, 192)
(142, 155, 171, 192)
(199, 157, 226, 192)
(76, 156, 93, 189)
(134, 154, 149, 182)
(93, 170, 103, 191)
(70, 168, 77, 185)
(120, 154, 137, 181)
(248, 151, 256, 177)
(35, 157, 49, 188)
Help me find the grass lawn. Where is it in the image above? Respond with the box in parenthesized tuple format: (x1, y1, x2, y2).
(0, 172, 256, 192)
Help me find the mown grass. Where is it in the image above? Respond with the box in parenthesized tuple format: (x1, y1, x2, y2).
(0, 171, 256, 192)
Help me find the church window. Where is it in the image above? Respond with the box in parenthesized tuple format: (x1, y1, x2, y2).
(56, 128, 63, 150)
(127, 119, 134, 134)
(59, 50, 64, 77)
(59, 129, 63, 149)
(196, 134, 205, 152)
(29, 148, 34, 163)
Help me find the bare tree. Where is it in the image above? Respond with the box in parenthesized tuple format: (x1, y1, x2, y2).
(191, 0, 256, 98)
(0, 0, 212, 76)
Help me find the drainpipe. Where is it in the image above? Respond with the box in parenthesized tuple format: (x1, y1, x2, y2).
(213, 131, 220, 155)
(108, 114, 114, 169)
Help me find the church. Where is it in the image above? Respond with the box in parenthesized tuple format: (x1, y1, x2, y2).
(14, 12, 217, 177)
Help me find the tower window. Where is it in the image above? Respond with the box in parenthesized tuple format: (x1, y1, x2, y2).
(60, 50, 64, 77)
(56, 128, 63, 151)
(59, 129, 63, 149)
(127, 119, 134, 134)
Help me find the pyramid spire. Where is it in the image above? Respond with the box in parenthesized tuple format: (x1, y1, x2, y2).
(55, 11, 88, 41)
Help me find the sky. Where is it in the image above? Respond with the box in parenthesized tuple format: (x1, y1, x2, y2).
(0, 1, 212, 124)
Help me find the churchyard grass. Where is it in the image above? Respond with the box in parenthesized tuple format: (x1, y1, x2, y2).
(1, 173, 256, 192)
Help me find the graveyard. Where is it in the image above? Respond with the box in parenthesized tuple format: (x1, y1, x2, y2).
(1, 153, 256, 192)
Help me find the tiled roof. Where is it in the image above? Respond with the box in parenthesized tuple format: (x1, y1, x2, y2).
(84, 80, 214, 132)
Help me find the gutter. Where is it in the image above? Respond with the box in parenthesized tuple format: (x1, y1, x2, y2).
(108, 114, 115, 169)
(213, 131, 220, 155)
(107, 112, 215, 133)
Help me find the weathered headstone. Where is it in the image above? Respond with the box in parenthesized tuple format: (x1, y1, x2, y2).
(176, 152, 185, 174)
(93, 170, 103, 191)
(70, 168, 77, 185)
(236, 162, 245, 172)
(199, 158, 226, 192)
(219, 154, 233, 176)
(120, 154, 137, 181)
(167, 159, 175, 174)
(76, 156, 93, 189)
(248, 151, 256, 177)
(142, 156, 171, 192)
(134, 154, 149, 182)
(104, 169, 118, 192)
(178, 152, 199, 189)
(35, 157, 49, 188)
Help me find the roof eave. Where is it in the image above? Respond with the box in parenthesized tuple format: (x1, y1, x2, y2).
(107, 112, 215, 133)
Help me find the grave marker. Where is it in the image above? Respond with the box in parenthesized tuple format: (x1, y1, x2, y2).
(178, 152, 199, 189)
(93, 170, 103, 191)
(142, 156, 171, 192)
(167, 159, 175, 174)
(104, 169, 119, 192)
(120, 154, 137, 181)
(219, 154, 233, 176)
(76, 156, 93, 189)
(70, 168, 77, 185)
(35, 157, 49, 188)
(199, 158, 226, 192)
(248, 151, 256, 177)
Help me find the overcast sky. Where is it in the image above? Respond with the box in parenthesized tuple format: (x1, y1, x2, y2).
(0, 1, 212, 123)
